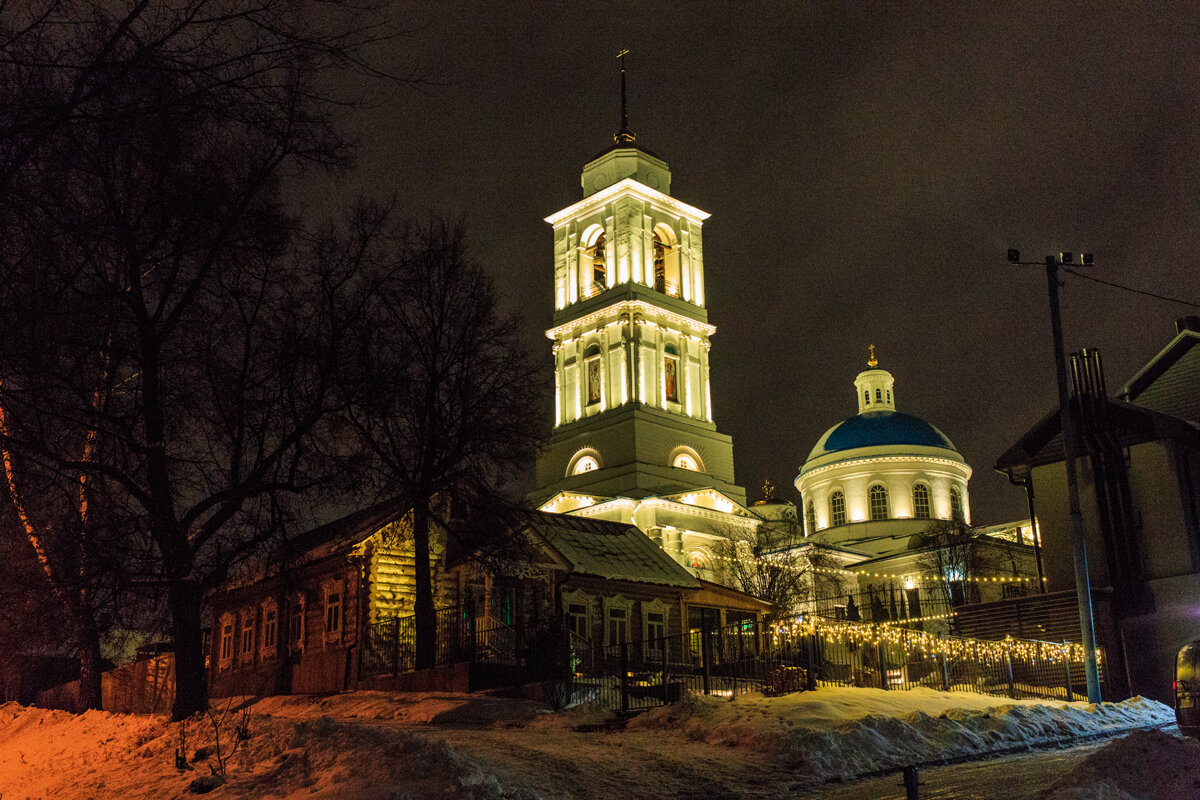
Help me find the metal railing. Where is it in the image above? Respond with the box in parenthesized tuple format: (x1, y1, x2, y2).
(563, 615, 1104, 712)
(360, 608, 1102, 712)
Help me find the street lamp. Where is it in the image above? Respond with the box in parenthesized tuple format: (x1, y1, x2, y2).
(1007, 248, 1102, 704)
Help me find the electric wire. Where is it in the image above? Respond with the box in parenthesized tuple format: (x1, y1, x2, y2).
(1063, 266, 1200, 309)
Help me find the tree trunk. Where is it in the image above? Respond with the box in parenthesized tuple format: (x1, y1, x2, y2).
(169, 577, 208, 720)
(76, 613, 104, 711)
(412, 495, 436, 670)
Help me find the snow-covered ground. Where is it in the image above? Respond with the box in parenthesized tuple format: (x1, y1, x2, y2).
(0, 688, 1178, 799)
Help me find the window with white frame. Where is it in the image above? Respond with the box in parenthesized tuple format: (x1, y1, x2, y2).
(239, 610, 256, 660)
(643, 600, 670, 655)
(261, 599, 278, 657)
(950, 486, 964, 521)
(605, 596, 632, 646)
(562, 589, 591, 642)
(869, 484, 889, 520)
(829, 491, 846, 526)
(218, 613, 234, 667)
(806, 501, 817, 535)
(912, 483, 931, 519)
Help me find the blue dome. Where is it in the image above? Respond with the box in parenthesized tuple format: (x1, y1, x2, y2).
(805, 411, 958, 462)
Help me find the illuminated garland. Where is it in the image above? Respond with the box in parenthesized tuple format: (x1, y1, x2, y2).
(707, 550, 1039, 585)
(879, 611, 957, 626)
(767, 616, 1098, 665)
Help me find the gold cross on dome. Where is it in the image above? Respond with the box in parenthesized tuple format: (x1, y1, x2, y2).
(868, 344, 878, 368)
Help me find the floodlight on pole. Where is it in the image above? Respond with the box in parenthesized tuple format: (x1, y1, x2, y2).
(1007, 248, 1102, 704)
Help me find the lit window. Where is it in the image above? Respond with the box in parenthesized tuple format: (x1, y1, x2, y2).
(673, 453, 697, 470)
(950, 487, 964, 521)
(913, 484, 930, 519)
(573, 455, 599, 474)
(829, 491, 846, 526)
(869, 484, 889, 520)
(806, 501, 817, 534)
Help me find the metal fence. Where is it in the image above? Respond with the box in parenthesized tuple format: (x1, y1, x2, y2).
(360, 608, 1102, 713)
(802, 585, 956, 626)
(566, 615, 1104, 712)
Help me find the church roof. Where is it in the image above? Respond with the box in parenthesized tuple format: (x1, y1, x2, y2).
(806, 410, 959, 463)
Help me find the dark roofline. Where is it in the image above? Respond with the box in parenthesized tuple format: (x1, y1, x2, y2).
(284, 495, 409, 560)
(1122, 329, 1200, 401)
(994, 397, 1200, 473)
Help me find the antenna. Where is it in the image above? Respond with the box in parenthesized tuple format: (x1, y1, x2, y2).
(615, 49, 636, 144)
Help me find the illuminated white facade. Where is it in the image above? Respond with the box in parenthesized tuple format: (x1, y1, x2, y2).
(533, 140, 753, 578)
(795, 361, 973, 556)
(534, 143, 743, 505)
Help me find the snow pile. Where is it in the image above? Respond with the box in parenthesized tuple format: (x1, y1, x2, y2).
(623, 688, 1174, 786)
(0, 689, 1178, 798)
(0, 701, 521, 800)
(1040, 729, 1200, 800)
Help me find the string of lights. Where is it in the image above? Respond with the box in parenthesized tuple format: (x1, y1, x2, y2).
(767, 617, 1097, 665)
(707, 549, 1039, 585)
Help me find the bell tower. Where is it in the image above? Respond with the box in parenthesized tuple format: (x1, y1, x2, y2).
(533, 54, 743, 505)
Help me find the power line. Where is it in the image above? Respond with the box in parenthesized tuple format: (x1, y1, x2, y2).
(1063, 266, 1200, 309)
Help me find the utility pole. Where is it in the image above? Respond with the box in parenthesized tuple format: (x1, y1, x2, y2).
(1008, 249, 1102, 703)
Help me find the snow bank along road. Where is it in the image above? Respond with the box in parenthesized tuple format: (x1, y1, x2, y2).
(0, 687, 1181, 799)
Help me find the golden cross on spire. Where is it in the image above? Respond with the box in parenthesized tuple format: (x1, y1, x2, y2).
(868, 344, 878, 368)
(761, 478, 774, 502)
(614, 49, 636, 144)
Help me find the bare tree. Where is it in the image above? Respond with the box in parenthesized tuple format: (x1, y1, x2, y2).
(341, 218, 544, 670)
(0, 1, 406, 719)
(714, 520, 842, 615)
(916, 519, 1024, 606)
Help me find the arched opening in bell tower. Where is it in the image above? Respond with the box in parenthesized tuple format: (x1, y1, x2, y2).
(580, 225, 607, 298)
(652, 224, 680, 297)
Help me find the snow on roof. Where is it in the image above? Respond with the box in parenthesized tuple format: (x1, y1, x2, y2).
(520, 510, 700, 589)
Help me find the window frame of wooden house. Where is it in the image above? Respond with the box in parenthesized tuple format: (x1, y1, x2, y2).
(643, 599, 670, 657)
(238, 608, 256, 663)
(218, 613, 235, 669)
(562, 589, 591, 643)
(323, 580, 343, 645)
(260, 599, 279, 659)
(288, 593, 306, 653)
(605, 594, 632, 647)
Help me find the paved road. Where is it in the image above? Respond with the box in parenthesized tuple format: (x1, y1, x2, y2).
(798, 731, 1167, 800)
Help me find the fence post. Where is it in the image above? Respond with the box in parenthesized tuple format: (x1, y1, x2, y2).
(1005, 648, 1016, 698)
(620, 640, 630, 712)
(805, 631, 818, 691)
(1064, 641, 1074, 700)
(877, 640, 889, 690)
(391, 617, 400, 679)
(701, 621, 712, 696)
(468, 613, 477, 663)
(660, 634, 670, 704)
(939, 641, 950, 692)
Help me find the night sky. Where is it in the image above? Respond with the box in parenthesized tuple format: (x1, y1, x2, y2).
(326, 2, 1200, 524)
